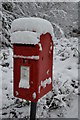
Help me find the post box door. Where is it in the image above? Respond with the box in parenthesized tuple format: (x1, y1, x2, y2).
(14, 57, 38, 101)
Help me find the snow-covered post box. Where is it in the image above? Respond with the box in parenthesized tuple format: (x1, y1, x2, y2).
(11, 17, 54, 102)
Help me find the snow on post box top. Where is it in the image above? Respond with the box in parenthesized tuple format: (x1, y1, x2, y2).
(11, 17, 54, 45)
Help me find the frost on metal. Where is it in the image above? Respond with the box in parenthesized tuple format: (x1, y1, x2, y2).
(11, 17, 54, 45)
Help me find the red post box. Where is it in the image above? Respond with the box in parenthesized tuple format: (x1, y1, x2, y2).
(11, 17, 54, 102)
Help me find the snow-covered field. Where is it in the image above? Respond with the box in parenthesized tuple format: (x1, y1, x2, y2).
(0, 36, 79, 119)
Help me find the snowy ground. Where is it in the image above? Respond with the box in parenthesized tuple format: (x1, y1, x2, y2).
(0, 49, 2, 119)
(0, 37, 79, 119)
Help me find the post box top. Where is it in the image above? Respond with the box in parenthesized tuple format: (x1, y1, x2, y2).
(11, 31, 40, 45)
(11, 17, 53, 35)
(11, 17, 54, 44)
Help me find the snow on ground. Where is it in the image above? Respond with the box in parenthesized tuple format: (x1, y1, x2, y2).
(0, 49, 2, 119)
(1, 37, 79, 118)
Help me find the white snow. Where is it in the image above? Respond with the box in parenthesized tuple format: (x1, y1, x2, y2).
(33, 92, 36, 99)
(11, 17, 54, 42)
(47, 69, 49, 75)
(13, 55, 39, 60)
(38, 86, 41, 94)
(15, 91, 19, 96)
(19, 79, 30, 89)
(0, 64, 2, 119)
(53, 23, 65, 38)
(41, 77, 52, 88)
(38, 43, 42, 51)
(11, 31, 40, 45)
(50, 45, 53, 51)
(19, 66, 30, 89)
(38, 77, 52, 93)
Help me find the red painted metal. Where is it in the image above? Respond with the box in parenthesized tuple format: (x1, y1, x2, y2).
(13, 33, 53, 102)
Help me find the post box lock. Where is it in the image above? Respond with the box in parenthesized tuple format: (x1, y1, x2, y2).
(23, 59, 27, 64)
